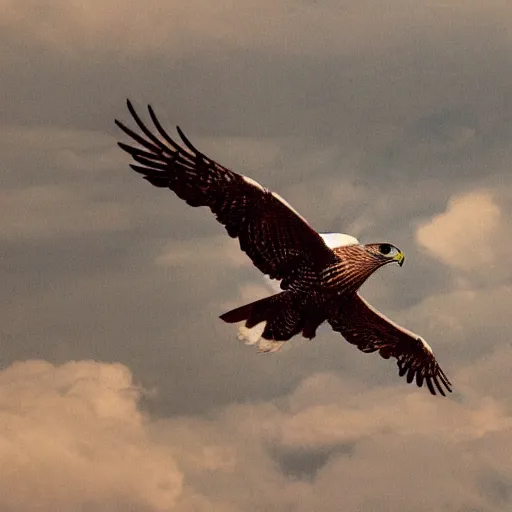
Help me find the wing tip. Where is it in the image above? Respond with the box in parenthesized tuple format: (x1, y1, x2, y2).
(420, 373, 452, 397)
(398, 360, 452, 397)
(176, 126, 198, 153)
(114, 118, 124, 130)
(126, 98, 135, 112)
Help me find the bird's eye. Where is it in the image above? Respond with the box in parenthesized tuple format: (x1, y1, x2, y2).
(379, 244, 396, 256)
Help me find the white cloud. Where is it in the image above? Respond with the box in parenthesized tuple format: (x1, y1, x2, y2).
(2, 357, 512, 511)
(0, 360, 182, 511)
(157, 369, 512, 512)
(415, 190, 501, 270)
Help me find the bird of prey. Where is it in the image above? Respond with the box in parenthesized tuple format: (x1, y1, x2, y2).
(115, 100, 452, 396)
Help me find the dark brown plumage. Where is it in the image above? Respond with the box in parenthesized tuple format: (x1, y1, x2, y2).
(116, 100, 452, 396)
(328, 294, 452, 396)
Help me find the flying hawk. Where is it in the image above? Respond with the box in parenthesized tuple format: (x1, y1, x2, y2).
(115, 100, 452, 396)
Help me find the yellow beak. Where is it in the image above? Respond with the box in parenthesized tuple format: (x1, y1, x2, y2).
(393, 252, 405, 267)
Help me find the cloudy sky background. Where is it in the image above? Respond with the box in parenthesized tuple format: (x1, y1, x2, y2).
(2, 1, 512, 510)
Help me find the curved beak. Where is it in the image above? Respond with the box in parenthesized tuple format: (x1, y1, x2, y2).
(393, 252, 405, 267)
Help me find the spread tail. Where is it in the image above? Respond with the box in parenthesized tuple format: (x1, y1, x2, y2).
(220, 294, 278, 327)
(220, 292, 326, 352)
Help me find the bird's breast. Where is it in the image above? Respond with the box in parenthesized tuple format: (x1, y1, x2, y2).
(320, 260, 378, 294)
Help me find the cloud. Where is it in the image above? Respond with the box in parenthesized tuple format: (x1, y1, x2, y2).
(0, 124, 134, 240)
(3, 350, 512, 512)
(0, 360, 182, 511)
(415, 190, 501, 270)
(2, 125, 121, 188)
(3, 0, 511, 60)
(402, 285, 512, 350)
(155, 369, 512, 512)
(457, 344, 512, 405)
(0, 123, 152, 241)
(3, 1, 512, 509)
(0, 185, 131, 240)
(155, 235, 249, 268)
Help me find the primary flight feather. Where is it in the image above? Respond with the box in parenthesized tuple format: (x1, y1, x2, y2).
(115, 100, 452, 396)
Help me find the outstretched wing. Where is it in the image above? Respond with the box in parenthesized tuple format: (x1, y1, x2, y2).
(328, 294, 452, 396)
(116, 100, 337, 288)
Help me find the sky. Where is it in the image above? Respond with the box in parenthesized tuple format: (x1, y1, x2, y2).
(2, 0, 512, 510)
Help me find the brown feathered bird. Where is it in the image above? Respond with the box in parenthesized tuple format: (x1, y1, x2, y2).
(115, 100, 452, 396)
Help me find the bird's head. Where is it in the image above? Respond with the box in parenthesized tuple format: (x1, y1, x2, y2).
(364, 243, 405, 267)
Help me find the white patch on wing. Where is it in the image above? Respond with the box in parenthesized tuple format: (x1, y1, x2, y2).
(271, 192, 310, 224)
(242, 175, 265, 191)
(237, 321, 266, 345)
(319, 232, 359, 249)
(236, 321, 286, 353)
(257, 339, 285, 353)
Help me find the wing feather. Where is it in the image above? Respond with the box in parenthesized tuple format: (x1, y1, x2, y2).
(328, 294, 452, 396)
(116, 100, 337, 287)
